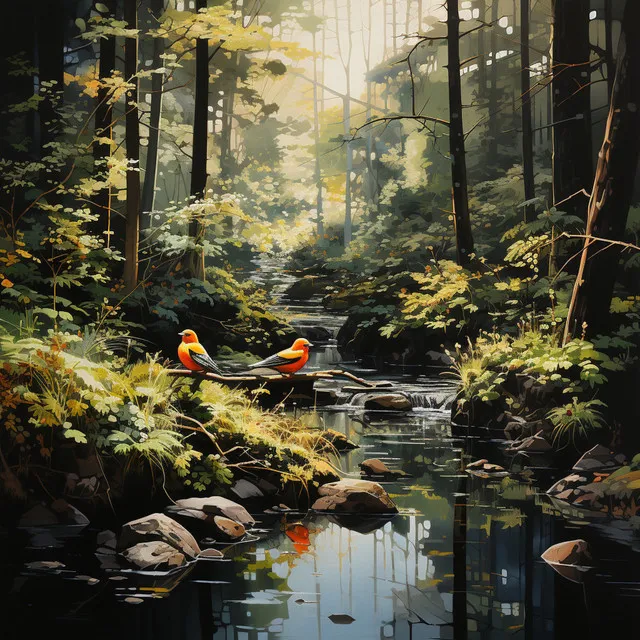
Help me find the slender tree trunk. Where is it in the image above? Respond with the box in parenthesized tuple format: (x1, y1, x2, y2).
(604, 0, 615, 100)
(551, 0, 592, 221)
(188, 0, 209, 280)
(141, 0, 166, 222)
(312, 27, 324, 239)
(123, 0, 141, 290)
(563, 0, 640, 342)
(94, 0, 116, 243)
(476, 0, 487, 104)
(392, 0, 397, 55)
(488, 0, 499, 162)
(520, 0, 535, 221)
(447, 0, 474, 265)
(36, 0, 64, 155)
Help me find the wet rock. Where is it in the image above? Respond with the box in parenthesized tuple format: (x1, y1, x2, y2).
(465, 459, 507, 477)
(547, 471, 609, 504)
(97, 529, 117, 549)
(506, 433, 553, 453)
(311, 478, 398, 514)
(328, 614, 355, 625)
(124, 597, 144, 605)
(573, 445, 627, 472)
(25, 560, 65, 572)
(121, 541, 187, 571)
(198, 548, 224, 559)
(118, 513, 200, 559)
(212, 516, 246, 540)
(319, 429, 358, 452)
(76, 454, 102, 478)
(172, 496, 255, 526)
(425, 350, 454, 366)
(18, 500, 89, 528)
(230, 477, 278, 501)
(360, 458, 405, 479)
(541, 539, 593, 583)
(363, 393, 412, 411)
(285, 276, 328, 300)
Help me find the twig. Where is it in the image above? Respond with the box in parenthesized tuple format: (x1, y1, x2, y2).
(164, 368, 379, 388)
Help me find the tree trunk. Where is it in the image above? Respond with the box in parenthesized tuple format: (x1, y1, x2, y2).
(447, 0, 475, 265)
(312, 26, 324, 239)
(188, 0, 209, 281)
(123, 0, 141, 290)
(551, 0, 592, 221)
(604, 0, 615, 100)
(476, 0, 487, 104)
(141, 0, 166, 222)
(37, 0, 64, 155)
(487, 0, 499, 162)
(520, 0, 535, 221)
(563, 0, 640, 342)
(93, 0, 116, 243)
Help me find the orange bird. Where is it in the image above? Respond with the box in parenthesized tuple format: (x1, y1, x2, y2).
(177, 329, 222, 374)
(248, 338, 313, 374)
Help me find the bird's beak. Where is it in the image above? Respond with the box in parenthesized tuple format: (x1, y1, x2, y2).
(307, 342, 314, 348)
(178, 331, 185, 336)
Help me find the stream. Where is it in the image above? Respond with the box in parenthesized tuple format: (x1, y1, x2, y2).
(3, 259, 640, 639)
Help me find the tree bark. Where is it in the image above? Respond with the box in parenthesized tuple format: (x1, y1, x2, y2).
(141, 0, 166, 222)
(312, 26, 324, 239)
(447, 0, 475, 265)
(563, 0, 640, 342)
(487, 0, 499, 162)
(37, 0, 64, 155)
(476, 0, 487, 104)
(604, 0, 615, 100)
(123, 0, 141, 290)
(93, 0, 116, 243)
(188, 0, 209, 280)
(520, 0, 535, 221)
(551, 0, 592, 221)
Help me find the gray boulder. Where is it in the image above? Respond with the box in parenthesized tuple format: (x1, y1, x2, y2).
(363, 393, 412, 411)
(118, 513, 200, 558)
(311, 479, 398, 514)
(121, 541, 187, 571)
(360, 458, 405, 478)
(173, 496, 255, 526)
(572, 445, 627, 472)
(541, 539, 593, 583)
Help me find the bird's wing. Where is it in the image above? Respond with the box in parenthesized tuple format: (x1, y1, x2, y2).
(187, 344, 222, 374)
(248, 349, 303, 370)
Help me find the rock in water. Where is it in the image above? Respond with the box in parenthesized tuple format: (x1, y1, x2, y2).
(212, 515, 246, 540)
(118, 513, 200, 558)
(319, 429, 358, 452)
(172, 496, 255, 526)
(311, 478, 398, 514)
(541, 539, 593, 583)
(363, 393, 412, 411)
(572, 445, 627, 471)
(121, 541, 187, 571)
(328, 614, 355, 625)
(360, 458, 405, 478)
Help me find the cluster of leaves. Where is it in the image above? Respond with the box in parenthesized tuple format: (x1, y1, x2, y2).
(0, 329, 332, 497)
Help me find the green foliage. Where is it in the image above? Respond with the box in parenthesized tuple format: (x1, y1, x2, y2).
(547, 398, 608, 448)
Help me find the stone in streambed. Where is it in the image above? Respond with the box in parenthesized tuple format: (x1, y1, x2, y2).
(541, 539, 593, 583)
(363, 393, 412, 411)
(172, 496, 255, 526)
(572, 444, 627, 472)
(311, 478, 398, 514)
(118, 513, 200, 559)
(360, 458, 406, 478)
(465, 459, 507, 477)
(506, 433, 552, 453)
(121, 541, 187, 571)
(319, 429, 358, 452)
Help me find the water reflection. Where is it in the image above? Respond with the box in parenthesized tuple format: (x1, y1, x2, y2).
(5, 403, 640, 639)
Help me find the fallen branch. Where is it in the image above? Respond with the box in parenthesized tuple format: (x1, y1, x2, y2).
(164, 368, 379, 388)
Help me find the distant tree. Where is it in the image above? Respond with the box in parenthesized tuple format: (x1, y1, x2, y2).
(564, 0, 640, 342)
(551, 0, 592, 222)
(447, 0, 475, 265)
(188, 0, 209, 280)
(141, 0, 166, 221)
(123, 0, 141, 290)
(93, 0, 116, 240)
(520, 0, 535, 220)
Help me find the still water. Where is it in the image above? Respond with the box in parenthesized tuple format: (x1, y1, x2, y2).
(4, 392, 640, 640)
